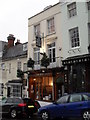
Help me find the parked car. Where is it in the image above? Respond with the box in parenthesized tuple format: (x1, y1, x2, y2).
(38, 93, 90, 120)
(0, 97, 40, 118)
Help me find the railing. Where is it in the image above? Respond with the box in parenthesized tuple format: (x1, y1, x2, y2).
(34, 56, 63, 70)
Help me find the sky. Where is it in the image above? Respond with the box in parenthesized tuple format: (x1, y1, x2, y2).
(0, 0, 59, 43)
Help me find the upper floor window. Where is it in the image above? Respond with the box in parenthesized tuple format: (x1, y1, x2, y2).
(34, 48, 40, 65)
(87, 1, 90, 10)
(9, 63, 11, 73)
(69, 27, 80, 48)
(1, 63, 5, 70)
(0, 83, 4, 96)
(67, 2, 77, 18)
(48, 42, 56, 63)
(23, 63, 27, 72)
(47, 18, 55, 34)
(17, 61, 21, 70)
(34, 24, 40, 36)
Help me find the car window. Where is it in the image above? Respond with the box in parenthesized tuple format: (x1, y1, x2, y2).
(23, 98, 34, 105)
(83, 95, 90, 101)
(13, 98, 22, 103)
(6, 98, 13, 103)
(69, 95, 82, 103)
(57, 95, 69, 104)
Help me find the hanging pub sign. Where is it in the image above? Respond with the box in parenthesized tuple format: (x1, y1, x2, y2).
(36, 35, 41, 47)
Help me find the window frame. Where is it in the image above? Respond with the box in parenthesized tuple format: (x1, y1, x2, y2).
(47, 17, 55, 35)
(48, 42, 56, 63)
(34, 47, 40, 65)
(69, 27, 80, 48)
(67, 2, 77, 18)
(34, 24, 40, 37)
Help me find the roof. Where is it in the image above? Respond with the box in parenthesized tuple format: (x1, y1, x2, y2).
(28, 2, 60, 20)
(0, 41, 7, 52)
(3, 43, 27, 60)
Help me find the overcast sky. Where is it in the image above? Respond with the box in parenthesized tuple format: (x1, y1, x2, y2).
(0, 0, 59, 43)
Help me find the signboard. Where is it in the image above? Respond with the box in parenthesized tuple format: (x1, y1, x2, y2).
(36, 35, 41, 47)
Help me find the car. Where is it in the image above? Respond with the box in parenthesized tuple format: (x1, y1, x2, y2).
(38, 93, 90, 120)
(0, 97, 40, 119)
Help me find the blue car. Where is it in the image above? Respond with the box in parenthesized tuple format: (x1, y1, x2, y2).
(38, 93, 90, 120)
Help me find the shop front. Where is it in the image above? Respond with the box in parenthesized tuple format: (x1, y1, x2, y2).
(28, 67, 64, 102)
(62, 54, 90, 93)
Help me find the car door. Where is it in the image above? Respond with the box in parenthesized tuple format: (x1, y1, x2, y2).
(63, 94, 84, 118)
(54, 95, 69, 118)
(2, 98, 13, 114)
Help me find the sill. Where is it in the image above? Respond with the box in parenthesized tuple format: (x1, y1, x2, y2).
(46, 32, 56, 37)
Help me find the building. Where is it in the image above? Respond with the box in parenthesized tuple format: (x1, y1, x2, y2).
(0, 41, 7, 98)
(28, 2, 64, 102)
(0, 34, 28, 98)
(61, 1, 90, 93)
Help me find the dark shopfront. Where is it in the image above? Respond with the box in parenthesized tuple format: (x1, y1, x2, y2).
(62, 54, 90, 94)
(28, 67, 64, 102)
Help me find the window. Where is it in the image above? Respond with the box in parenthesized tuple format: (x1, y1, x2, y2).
(36, 76, 53, 101)
(0, 83, 4, 96)
(9, 63, 11, 73)
(34, 48, 40, 64)
(68, 2, 77, 18)
(12, 85, 21, 97)
(48, 42, 56, 63)
(69, 27, 80, 48)
(23, 63, 27, 72)
(88, 23, 90, 43)
(34, 24, 40, 36)
(47, 18, 55, 34)
(1, 63, 5, 70)
(83, 94, 90, 101)
(87, 1, 90, 10)
(17, 61, 21, 70)
(57, 95, 69, 104)
(70, 95, 82, 102)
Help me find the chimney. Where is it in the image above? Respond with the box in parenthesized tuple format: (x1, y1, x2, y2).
(15, 39, 21, 45)
(7, 34, 15, 48)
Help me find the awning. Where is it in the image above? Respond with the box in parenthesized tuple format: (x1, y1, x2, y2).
(56, 77, 64, 84)
(62, 54, 90, 65)
(5, 79, 22, 86)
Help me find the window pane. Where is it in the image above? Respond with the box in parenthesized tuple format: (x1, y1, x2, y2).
(69, 27, 80, 48)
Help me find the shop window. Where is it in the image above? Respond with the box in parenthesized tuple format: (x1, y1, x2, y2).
(36, 77, 53, 101)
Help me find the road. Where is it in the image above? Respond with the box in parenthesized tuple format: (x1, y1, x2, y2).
(1, 113, 82, 120)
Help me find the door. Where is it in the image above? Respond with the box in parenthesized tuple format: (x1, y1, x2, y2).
(62, 94, 84, 118)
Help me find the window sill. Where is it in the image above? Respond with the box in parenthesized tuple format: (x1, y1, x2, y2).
(46, 32, 56, 37)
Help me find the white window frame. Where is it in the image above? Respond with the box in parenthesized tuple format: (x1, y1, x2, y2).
(67, 2, 77, 18)
(1, 63, 5, 70)
(23, 63, 27, 72)
(9, 63, 11, 73)
(12, 85, 21, 97)
(17, 61, 21, 70)
(69, 27, 80, 48)
(34, 24, 40, 37)
(34, 48, 40, 65)
(48, 42, 56, 63)
(47, 17, 55, 35)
